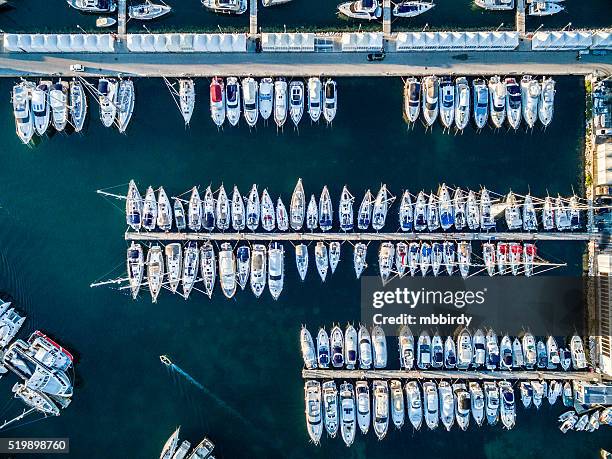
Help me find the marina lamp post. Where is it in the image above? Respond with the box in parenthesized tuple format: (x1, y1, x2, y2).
(562, 22, 572, 31)
(76, 25, 88, 34)
(534, 24, 544, 34)
(422, 23, 429, 32)
(495, 23, 504, 32)
(142, 24, 152, 34)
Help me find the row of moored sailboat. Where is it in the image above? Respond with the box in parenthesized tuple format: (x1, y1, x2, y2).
(12, 77, 135, 144)
(404, 75, 555, 130)
(208, 77, 337, 128)
(125, 180, 583, 233)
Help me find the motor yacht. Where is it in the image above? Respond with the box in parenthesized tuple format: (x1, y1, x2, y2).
(570, 335, 587, 369)
(128, 1, 171, 19)
(444, 335, 457, 368)
(273, 78, 288, 128)
(355, 380, 370, 434)
(488, 75, 506, 128)
(267, 242, 284, 300)
(339, 382, 356, 447)
(431, 333, 444, 368)
(499, 381, 516, 429)
(322, 381, 339, 437)
(469, 381, 485, 426)
(484, 381, 499, 425)
(499, 335, 513, 370)
(398, 325, 414, 370)
(210, 77, 225, 127)
(439, 76, 455, 129)
(505, 77, 521, 129)
(373, 380, 390, 439)
(421, 76, 439, 127)
(358, 324, 372, 369)
(289, 81, 304, 127)
(250, 244, 266, 297)
(529, 1, 564, 16)
(304, 380, 323, 444)
(522, 332, 537, 369)
(423, 381, 439, 430)
(539, 77, 555, 126)
(372, 325, 387, 369)
(521, 75, 540, 128)
(50, 80, 69, 131)
(323, 79, 337, 124)
(393, 0, 434, 17)
(485, 329, 500, 370)
(32, 80, 51, 136)
(307, 77, 322, 122)
(317, 328, 330, 368)
(472, 78, 489, 129)
(344, 325, 358, 370)
(403, 77, 421, 123)
(405, 381, 423, 430)
(218, 242, 237, 299)
(201, 0, 247, 14)
(258, 77, 273, 121)
(474, 0, 513, 9)
(236, 245, 250, 290)
(67, 0, 117, 12)
(438, 381, 454, 431)
(337, 0, 382, 20)
(242, 77, 259, 127)
(301, 327, 317, 369)
(472, 329, 485, 368)
(417, 330, 431, 370)
(454, 77, 470, 130)
(225, 77, 240, 126)
(331, 325, 344, 368)
(453, 383, 470, 431)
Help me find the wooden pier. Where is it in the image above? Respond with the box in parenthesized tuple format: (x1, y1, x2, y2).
(124, 231, 598, 242)
(302, 369, 602, 382)
(118, 0, 127, 38)
(249, 0, 258, 36)
(516, 0, 526, 37)
(382, 0, 392, 36)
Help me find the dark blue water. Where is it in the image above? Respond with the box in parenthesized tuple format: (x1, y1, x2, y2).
(0, 76, 609, 458)
(0, 0, 610, 32)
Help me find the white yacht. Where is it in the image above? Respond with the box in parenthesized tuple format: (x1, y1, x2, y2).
(128, 1, 171, 19)
(12, 81, 34, 144)
(403, 77, 421, 124)
(372, 325, 387, 369)
(357, 190, 374, 229)
(250, 244, 266, 297)
(242, 77, 259, 127)
(276, 197, 289, 231)
(142, 186, 158, 230)
(322, 381, 339, 437)
(301, 327, 317, 369)
(393, 0, 435, 17)
(373, 380, 390, 439)
(319, 186, 333, 231)
(499, 381, 516, 429)
(295, 243, 309, 281)
(398, 325, 414, 369)
(337, 0, 382, 20)
(323, 79, 337, 124)
(32, 80, 51, 136)
(165, 243, 182, 294)
(182, 242, 199, 299)
(289, 81, 304, 127)
(304, 380, 323, 445)
(505, 77, 521, 129)
(179, 79, 195, 126)
(98, 78, 117, 128)
(127, 242, 144, 299)
(339, 186, 354, 231)
(50, 80, 69, 132)
(521, 75, 540, 128)
(378, 242, 394, 285)
(262, 0, 293, 6)
(480, 187, 495, 229)
(202, 186, 215, 231)
(522, 194, 538, 231)
(353, 243, 368, 279)
(290, 178, 306, 230)
(417, 330, 431, 369)
(261, 189, 275, 231)
(344, 325, 358, 369)
(147, 244, 164, 303)
(273, 78, 288, 128)
(505, 191, 522, 230)
(231, 186, 245, 231)
(439, 381, 454, 431)
(339, 382, 356, 447)
(201, 0, 247, 14)
(200, 242, 216, 298)
(529, 1, 564, 16)
(187, 187, 202, 231)
(116, 79, 135, 133)
(423, 381, 439, 430)
(473, 329, 485, 367)
(522, 332, 537, 369)
(372, 184, 391, 230)
(259, 77, 273, 121)
(268, 242, 284, 300)
(472, 78, 489, 129)
(483, 242, 496, 276)
(474, 0, 513, 10)
(315, 242, 329, 282)
(489, 75, 506, 128)
(216, 185, 230, 230)
(454, 77, 470, 131)
(329, 242, 341, 274)
(70, 79, 87, 133)
(444, 335, 457, 368)
(307, 77, 322, 122)
(12, 383, 59, 416)
(405, 381, 423, 430)
(246, 184, 260, 231)
(225, 77, 240, 126)
(396, 241, 408, 277)
(67, 0, 117, 12)
(457, 328, 473, 369)
(210, 77, 225, 127)
(438, 76, 455, 129)
(156, 187, 173, 231)
(484, 381, 499, 425)
(317, 330, 330, 369)
(218, 242, 237, 299)
(355, 380, 370, 434)
(306, 195, 318, 230)
(539, 77, 555, 126)
(422, 76, 439, 127)
(236, 245, 250, 290)
(358, 325, 372, 369)
(453, 383, 471, 431)
(398, 190, 413, 232)
(570, 335, 587, 369)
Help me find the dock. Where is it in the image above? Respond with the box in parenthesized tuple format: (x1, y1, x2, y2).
(516, 0, 526, 37)
(302, 369, 602, 382)
(0, 51, 610, 78)
(249, 0, 257, 36)
(118, 0, 127, 39)
(382, 0, 392, 37)
(124, 231, 598, 242)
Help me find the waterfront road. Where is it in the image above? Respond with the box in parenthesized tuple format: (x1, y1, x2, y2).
(0, 50, 610, 77)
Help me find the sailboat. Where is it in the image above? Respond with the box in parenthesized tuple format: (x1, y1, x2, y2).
(156, 187, 173, 231)
(182, 241, 199, 299)
(179, 79, 195, 125)
(372, 184, 391, 231)
(339, 186, 354, 231)
(261, 189, 276, 231)
(276, 197, 289, 231)
(146, 244, 164, 303)
(127, 242, 144, 299)
(290, 179, 306, 231)
(218, 242, 237, 299)
(357, 190, 373, 230)
(246, 184, 260, 231)
(353, 243, 367, 279)
(116, 79, 135, 133)
(216, 185, 230, 230)
(319, 186, 333, 231)
(315, 242, 329, 282)
(188, 187, 202, 231)
(126, 180, 143, 230)
(200, 242, 216, 298)
(399, 190, 413, 231)
(295, 244, 309, 281)
(165, 243, 182, 293)
(70, 79, 87, 133)
(393, 0, 434, 17)
(142, 186, 158, 231)
(231, 186, 245, 231)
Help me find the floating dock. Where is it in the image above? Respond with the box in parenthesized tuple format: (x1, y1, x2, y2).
(124, 231, 598, 242)
(302, 369, 602, 382)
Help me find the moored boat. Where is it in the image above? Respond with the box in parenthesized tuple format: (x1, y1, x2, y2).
(323, 79, 337, 124)
(403, 77, 421, 123)
(273, 78, 288, 128)
(146, 244, 164, 303)
(472, 78, 489, 129)
(69, 79, 87, 133)
(267, 242, 284, 300)
(295, 243, 309, 281)
(289, 81, 304, 127)
(422, 76, 439, 127)
(225, 77, 240, 126)
(307, 77, 322, 122)
(179, 79, 195, 126)
(210, 77, 225, 127)
(116, 79, 135, 133)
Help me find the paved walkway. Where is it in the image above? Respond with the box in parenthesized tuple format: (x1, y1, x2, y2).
(0, 51, 609, 77)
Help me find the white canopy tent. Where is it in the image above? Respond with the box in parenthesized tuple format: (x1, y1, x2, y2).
(395, 31, 518, 51)
(124, 33, 246, 52)
(341, 32, 383, 52)
(592, 31, 612, 49)
(261, 33, 315, 52)
(3, 33, 116, 52)
(531, 31, 592, 50)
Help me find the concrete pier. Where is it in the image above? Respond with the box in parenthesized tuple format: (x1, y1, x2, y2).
(382, 0, 392, 36)
(124, 231, 598, 242)
(249, 0, 258, 36)
(516, 0, 526, 37)
(118, 0, 127, 38)
(302, 368, 602, 382)
(0, 51, 610, 78)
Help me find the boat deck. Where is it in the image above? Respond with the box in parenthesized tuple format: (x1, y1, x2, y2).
(124, 231, 597, 242)
(302, 368, 602, 382)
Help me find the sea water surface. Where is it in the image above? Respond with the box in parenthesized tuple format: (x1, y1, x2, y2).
(0, 76, 610, 458)
(0, 0, 611, 32)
